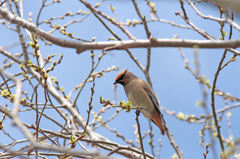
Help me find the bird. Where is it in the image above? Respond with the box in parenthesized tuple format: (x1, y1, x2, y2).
(114, 69, 165, 135)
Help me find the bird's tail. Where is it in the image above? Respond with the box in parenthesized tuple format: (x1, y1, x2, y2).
(151, 111, 165, 135)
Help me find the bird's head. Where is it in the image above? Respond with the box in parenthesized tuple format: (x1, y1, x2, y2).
(114, 69, 128, 85)
(114, 69, 136, 86)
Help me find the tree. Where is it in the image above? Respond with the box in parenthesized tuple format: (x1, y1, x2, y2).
(0, 0, 240, 158)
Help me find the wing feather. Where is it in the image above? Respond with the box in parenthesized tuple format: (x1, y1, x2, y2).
(144, 87, 161, 113)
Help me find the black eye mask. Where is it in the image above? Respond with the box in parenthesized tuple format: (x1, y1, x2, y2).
(118, 69, 127, 81)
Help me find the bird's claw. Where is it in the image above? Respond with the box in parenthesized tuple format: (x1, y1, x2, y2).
(135, 109, 140, 116)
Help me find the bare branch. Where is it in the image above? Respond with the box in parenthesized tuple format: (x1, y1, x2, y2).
(164, 119, 184, 159)
(1, 8, 240, 54)
(135, 110, 147, 159)
(187, 0, 240, 31)
(0, 67, 22, 116)
(210, 50, 226, 153)
(0, 0, 5, 7)
(78, 0, 136, 40)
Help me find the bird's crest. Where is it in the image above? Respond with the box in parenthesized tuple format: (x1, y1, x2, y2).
(115, 69, 128, 81)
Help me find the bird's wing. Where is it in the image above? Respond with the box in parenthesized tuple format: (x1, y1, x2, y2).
(144, 86, 166, 135)
(143, 87, 161, 113)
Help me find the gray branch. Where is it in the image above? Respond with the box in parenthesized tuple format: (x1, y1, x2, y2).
(1, 8, 240, 54)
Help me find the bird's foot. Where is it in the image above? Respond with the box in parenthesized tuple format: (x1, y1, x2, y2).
(135, 109, 140, 116)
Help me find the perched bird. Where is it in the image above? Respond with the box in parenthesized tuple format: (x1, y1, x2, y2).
(114, 69, 165, 135)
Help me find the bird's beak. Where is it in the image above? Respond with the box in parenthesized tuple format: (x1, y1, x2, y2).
(113, 81, 118, 85)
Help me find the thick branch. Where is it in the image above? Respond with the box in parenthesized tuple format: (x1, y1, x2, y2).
(1, 8, 240, 54)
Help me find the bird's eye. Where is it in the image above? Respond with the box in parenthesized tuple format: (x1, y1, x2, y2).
(116, 70, 127, 82)
(118, 74, 124, 81)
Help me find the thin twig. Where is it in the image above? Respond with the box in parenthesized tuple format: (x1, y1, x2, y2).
(209, 8, 234, 157)
(187, 0, 240, 31)
(135, 110, 146, 159)
(0, 0, 6, 7)
(79, 0, 136, 40)
(76, 77, 95, 140)
(164, 121, 184, 159)
(85, 2, 145, 72)
(131, 0, 153, 87)
(36, 0, 47, 26)
(211, 49, 227, 153)
(0, 68, 22, 117)
(177, 0, 240, 56)
(147, 120, 155, 157)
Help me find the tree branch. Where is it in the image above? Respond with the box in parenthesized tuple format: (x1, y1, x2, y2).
(164, 122, 184, 159)
(135, 110, 147, 159)
(1, 8, 240, 54)
(0, 67, 22, 117)
(211, 49, 226, 154)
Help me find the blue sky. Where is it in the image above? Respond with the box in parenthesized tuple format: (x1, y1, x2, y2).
(1, 0, 240, 159)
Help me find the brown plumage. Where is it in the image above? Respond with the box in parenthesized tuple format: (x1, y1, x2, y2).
(114, 69, 165, 135)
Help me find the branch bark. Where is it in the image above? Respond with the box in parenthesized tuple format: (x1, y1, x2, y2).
(1, 8, 240, 54)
